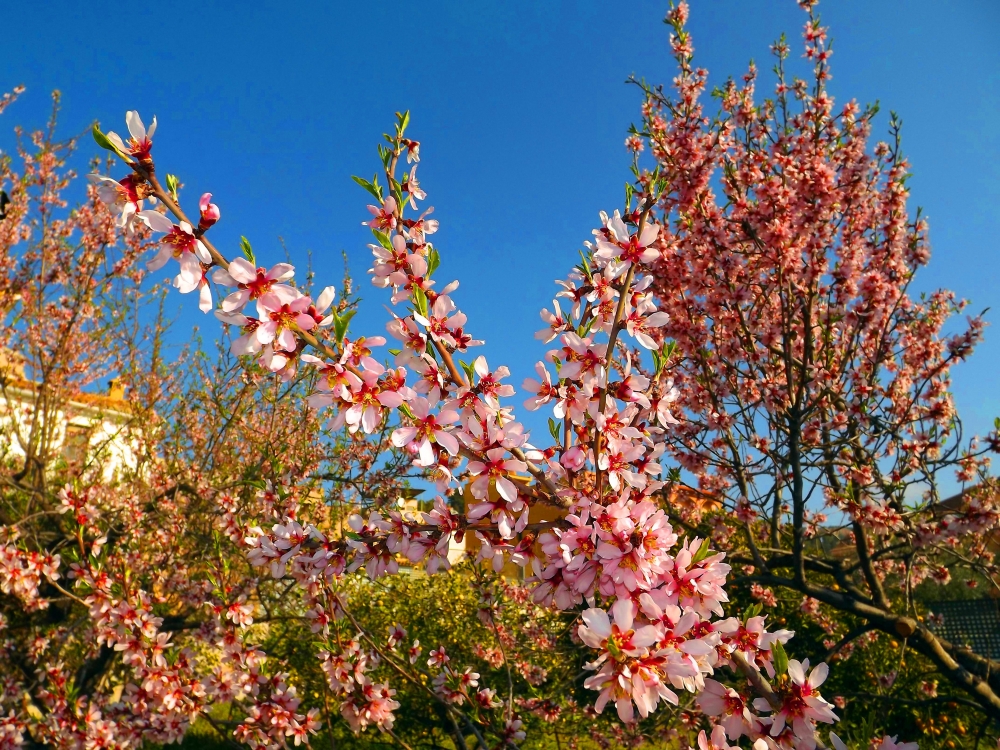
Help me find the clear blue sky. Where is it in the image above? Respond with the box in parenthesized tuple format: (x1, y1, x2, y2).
(3, 1, 999, 466)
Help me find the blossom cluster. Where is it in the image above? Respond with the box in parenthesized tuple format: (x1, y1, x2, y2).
(0, 534, 60, 612)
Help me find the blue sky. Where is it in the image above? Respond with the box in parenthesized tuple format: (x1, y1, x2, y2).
(3, 0, 999, 477)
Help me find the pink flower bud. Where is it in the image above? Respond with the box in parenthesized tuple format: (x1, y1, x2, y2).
(198, 192, 221, 229)
(560, 446, 586, 472)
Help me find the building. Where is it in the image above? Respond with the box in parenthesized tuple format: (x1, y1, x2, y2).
(0, 348, 141, 482)
(926, 598, 1000, 660)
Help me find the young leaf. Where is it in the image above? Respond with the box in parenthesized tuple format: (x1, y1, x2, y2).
(771, 639, 789, 677)
(165, 173, 180, 202)
(352, 174, 382, 202)
(412, 286, 429, 318)
(578, 249, 593, 280)
(548, 418, 562, 443)
(239, 236, 255, 265)
(372, 229, 394, 251)
(334, 309, 357, 344)
(690, 537, 713, 565)
(92, 124, 129, 161)
(426, 246, 441, 278)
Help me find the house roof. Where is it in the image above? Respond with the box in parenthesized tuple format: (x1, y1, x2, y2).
(0, 374, 134, 418)
(927, 598, 1000, 659)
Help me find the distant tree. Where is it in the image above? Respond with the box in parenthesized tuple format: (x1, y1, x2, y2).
(630, 0, 999, 736)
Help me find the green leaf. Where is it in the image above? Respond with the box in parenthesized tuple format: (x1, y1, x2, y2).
(577, 250, 593, 282)
(397, 110, 411, 135)
(240, 236, 255, 265)
(548, 418, 561, 443)
(165, 173, 180, 201)
(412, 286, 429, 318)
(690, 536, 713, 565)
(352, 174, 382, 202)
(658, 340, 677, 371)
(426, 246, 441, 278)
(398, 402, 416, 420)
(771, 639, 789, 677)
(334, 309, 357, 344)
(372, 229, 394, 251)
(460, 359, 477, 384)
(92, 123, 129, 160)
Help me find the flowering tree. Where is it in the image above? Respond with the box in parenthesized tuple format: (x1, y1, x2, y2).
(70, 34, 893, 750)
(624, 0, 1000, 737)
(0, 92, 419, 749)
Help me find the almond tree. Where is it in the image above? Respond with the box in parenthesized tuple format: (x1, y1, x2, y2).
(79, 89, 878, 750)
(629, 0, 999, 730)
(0, 91, 415, 750)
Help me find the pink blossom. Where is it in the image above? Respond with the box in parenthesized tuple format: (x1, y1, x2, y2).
(366, 196, 397, 231)
(255, 291, 317, 353)
(213, 258, 297, 313)
(698, 679, 757, 739)
(391, 396, 459, 465)
(198, 192, 221, 229)
(403, 164, 426, 209)
(579, 599, 658, 657)
(523, 361, 558, 411)
(88, 173, 149, 235)
(697, 725, 739, 750)
(536, 299, 570, 343)
(759, 659, 837, 744)
(467, 448, 526, 504)
(105, 110, 156, 162)
(339, 358, 408, 434)
(593, 210, 660, 272)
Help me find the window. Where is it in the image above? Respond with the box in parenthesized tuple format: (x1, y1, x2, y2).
(61, 424, 91, 467)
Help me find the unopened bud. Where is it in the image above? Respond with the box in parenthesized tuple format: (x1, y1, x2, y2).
(199, 192, 221, 230)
